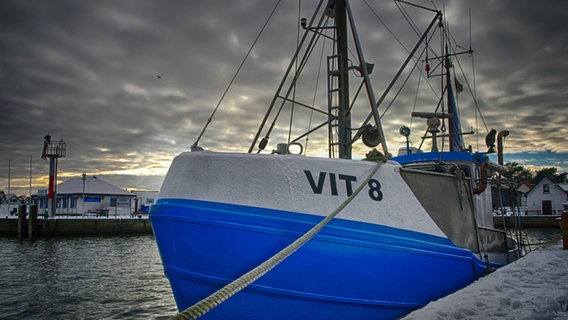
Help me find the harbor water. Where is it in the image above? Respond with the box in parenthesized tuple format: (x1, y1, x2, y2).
(0, 229, 561, 319)
(0, 235, 177, 320)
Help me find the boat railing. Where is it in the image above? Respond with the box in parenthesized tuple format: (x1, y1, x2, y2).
(477, 226, 509, 253)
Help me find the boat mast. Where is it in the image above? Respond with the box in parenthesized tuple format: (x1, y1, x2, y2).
(445, 43, 468, 152)
(334, 0, 351, 159)
(444, 45, 455, 151)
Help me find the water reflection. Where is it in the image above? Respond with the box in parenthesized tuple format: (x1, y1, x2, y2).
(0, 228, 562, 319)
(0, 235, 177, 320)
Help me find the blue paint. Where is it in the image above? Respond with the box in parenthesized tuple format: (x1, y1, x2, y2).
(150, 198, 490, 319)
(391, 151, 488, 165)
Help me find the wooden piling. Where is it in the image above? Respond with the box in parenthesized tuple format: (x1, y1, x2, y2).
(28, 205, 38, 238)
(17, 205, 27, 238)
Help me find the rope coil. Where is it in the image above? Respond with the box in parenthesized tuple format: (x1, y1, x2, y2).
(171, 161, 383, 320)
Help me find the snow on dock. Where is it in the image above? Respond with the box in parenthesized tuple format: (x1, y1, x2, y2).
(403, 241, 568, 320)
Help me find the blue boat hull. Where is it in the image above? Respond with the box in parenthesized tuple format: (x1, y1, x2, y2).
(151, 198, 489, 319)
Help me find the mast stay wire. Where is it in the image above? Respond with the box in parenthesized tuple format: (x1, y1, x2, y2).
(255, 13, 331, 153)
(469, 8, 480, 150)
(364, 0, 410, 54)
(304, 37, 328, 155)
(358, 1, 488, 154)
(409, 58, 424, 133)
(399, 1, 452, 140)
(443, 10, 489, 136)
(366, 0, 442, 100)
(433, 4, 489, 143)
(249, 0, 328, 153)
(451, 46, 489, 133)
(287, 0, 302, 146)
(266, 0, 360, 154)
(380, 45, 428, 119)
(396, 3, 487, 154)
(450, 8, 489, 147)
(351, 4, 443, 143)
(190, 0, 283, 150)
(367, 0, 443, 102)
(395, 1, 423, 39)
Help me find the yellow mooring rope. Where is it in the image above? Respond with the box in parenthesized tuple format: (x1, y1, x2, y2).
(170, 161, 383, 320)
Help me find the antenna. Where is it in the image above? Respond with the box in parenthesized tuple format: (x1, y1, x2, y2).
(469, 8, 472, 52)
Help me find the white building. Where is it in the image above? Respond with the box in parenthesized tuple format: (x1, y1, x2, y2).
(516, 181, 533, 207)
(525, 176, 568, 215)
(36, 176, 136, 217)
(0, 191, 27, 216)
(131, 190, 159, 214)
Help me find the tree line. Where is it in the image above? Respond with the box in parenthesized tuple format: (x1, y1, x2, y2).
(503, 162, 568, 186)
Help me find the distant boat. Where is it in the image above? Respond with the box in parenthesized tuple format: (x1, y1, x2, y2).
(150, 1, 521, 319)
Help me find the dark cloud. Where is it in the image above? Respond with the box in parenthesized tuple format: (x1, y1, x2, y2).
(1, 0, 567, 195)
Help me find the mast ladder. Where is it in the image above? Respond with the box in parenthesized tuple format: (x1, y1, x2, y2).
(327, 54, 344, 158)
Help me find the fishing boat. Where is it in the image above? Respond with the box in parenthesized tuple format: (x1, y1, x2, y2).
(150, 1, 520, 319)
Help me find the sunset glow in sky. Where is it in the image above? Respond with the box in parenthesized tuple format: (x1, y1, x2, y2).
(1, 0, 567, 196)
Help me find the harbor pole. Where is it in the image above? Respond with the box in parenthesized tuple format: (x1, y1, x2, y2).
(28, 204, 38, 238)
(17, 204, 27, 238)
(48, 157, 56, 217)
(41, 135, 66, 218)
(562, 210, 568, 250)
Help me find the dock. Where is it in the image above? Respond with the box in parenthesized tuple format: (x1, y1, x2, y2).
(402, 240, 568, 319)
(0, 216, 153, 237)
(493, 215, 561, 228)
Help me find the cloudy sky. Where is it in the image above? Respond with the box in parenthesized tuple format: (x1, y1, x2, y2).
(1, 0, 567, 196)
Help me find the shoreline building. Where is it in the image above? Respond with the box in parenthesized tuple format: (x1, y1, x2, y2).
(525, 176, 568, 215)
(131, 190, 159, 215)
(36, 175, 136, 217)
(0, 191, 28, 216)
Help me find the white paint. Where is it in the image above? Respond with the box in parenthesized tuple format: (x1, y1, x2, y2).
(159, 151, 446, 238)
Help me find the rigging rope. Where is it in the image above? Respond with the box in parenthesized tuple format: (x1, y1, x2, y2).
(395, 1, 421, 38)
(304, 32, 328, 155)
(444, 24, 489, 147)
(287, 0, 302, 145)
(249, 0, 327, 153)
(380, 45, 426, 118)
(364, 0, 410, 54)
(170, 161, 384, 320)
(190, 0, 283, 150)
(409, 59, 423, 136)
